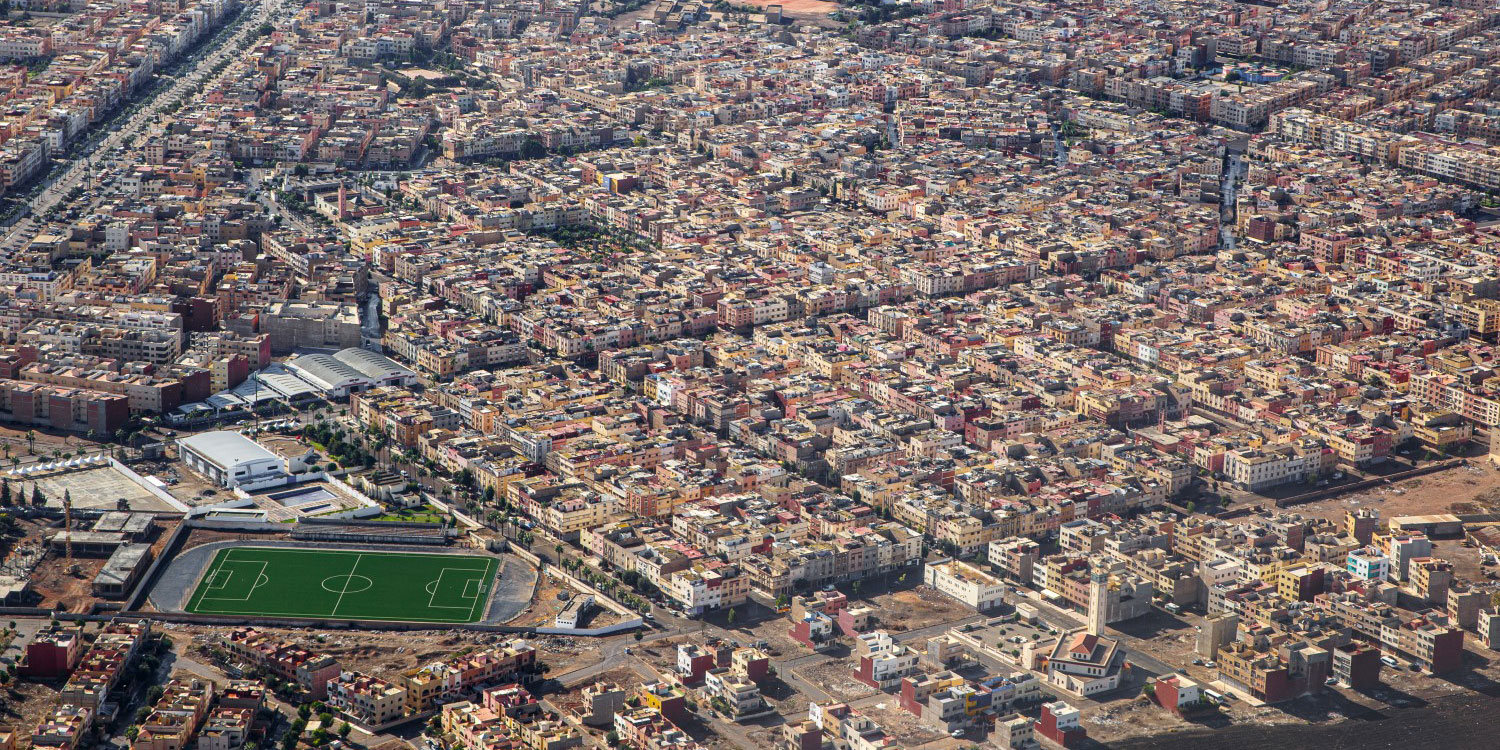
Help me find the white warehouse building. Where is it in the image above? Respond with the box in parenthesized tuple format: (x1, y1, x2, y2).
(178, 431, 287, 488)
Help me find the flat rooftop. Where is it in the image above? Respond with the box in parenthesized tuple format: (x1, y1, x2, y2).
(28, 464, 187, 514)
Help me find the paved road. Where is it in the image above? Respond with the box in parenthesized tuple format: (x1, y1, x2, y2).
(1, 0, 296, 242)
(551, 628, 676, 687)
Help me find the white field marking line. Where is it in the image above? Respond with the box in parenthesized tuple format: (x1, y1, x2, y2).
(328, 554, 365, 617)
(178, 604, 475, 623)
(206, 568, 232, 590)
(198, 561, 268, 603)
(467, 560, 497, 622)
(427, 567, 486, 609)
(190, 561, 231, 610)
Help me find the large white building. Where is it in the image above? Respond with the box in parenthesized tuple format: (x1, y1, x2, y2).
(1224, 445, 1323, 491)
(178, 431, 286, 488)
(1041, 631, 1123, 698)
(924, 559, 1007, 611)
(284, 348, 419, 399)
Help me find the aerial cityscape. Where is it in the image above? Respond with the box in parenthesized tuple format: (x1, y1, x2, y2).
(0, 0, 1499, 748)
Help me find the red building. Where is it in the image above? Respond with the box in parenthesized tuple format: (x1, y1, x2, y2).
(1151, 674, 1209, 717)
(1035, 701, 1086, 747)
(19, 623, 85, 678)
(676, 644, 716, 685)
(1333, 643, 1381, 690)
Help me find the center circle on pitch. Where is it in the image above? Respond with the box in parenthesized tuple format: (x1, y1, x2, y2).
(321, 574, 374, 594)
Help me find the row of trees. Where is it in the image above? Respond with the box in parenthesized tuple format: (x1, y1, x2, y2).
(0, 481, 51, 507)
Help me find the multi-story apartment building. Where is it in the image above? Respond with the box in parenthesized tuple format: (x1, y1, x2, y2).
(326, 671, 408, 725)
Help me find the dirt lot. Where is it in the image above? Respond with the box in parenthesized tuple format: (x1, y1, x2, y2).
(866, 586, 975, 633)
(859, 699, 952, 747)
(511, 571, 588, 628)
(542, 633, 624, 679)
(799, 657, 877, 702)
(29, 518, 181, 613)
(1291, 460, 1497, 524)
(741, 618, 807, 658)
(30, 556, 108, 612)
(1278, 459, 1500, 583)
(0, 677, 64, 735)
(1100, 612, 1500, 745)
(127, 454, 221, 506)
(738, 0, 838, 20)
(176, 622, 518, 676)
(0, 423, 90, 457)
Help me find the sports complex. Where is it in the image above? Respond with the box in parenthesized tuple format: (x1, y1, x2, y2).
(148, 536, 536, 626)
(183, 546, 499, 623)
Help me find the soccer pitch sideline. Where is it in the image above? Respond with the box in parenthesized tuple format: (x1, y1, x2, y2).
(185, 546, 500, 624)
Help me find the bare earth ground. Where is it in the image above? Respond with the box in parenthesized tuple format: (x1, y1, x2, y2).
(1286, 459, 1500, 584)
(870, 586, 974, 632)
(613, 0, 837, 29)
(859, 699, 950, 746)
(742, 618, 806, 658)
(0, 678, 64, 735)
(511, 571, 584, 628)
(800, 657, 876, 702)
(1290, 459, 1499, 523)
(530, 634, 599, 678)
(11, 517, 178, 612)
(550, 664, 638, 711)
(738, 0, 838, 18)
(177, 622, 514, 676)
(634, 634, 692, 677)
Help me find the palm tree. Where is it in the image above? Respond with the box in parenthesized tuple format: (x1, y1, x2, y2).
(24, 431, 34, 454)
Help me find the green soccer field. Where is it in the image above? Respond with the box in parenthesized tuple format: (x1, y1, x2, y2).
(185, 546, 500, 624)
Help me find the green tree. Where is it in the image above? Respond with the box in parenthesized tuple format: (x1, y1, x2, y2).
(726, 607, 737, 625)
(30, 486, 43, 506)
(338, 722, 352, 739)
(297, 704, 312, 720)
